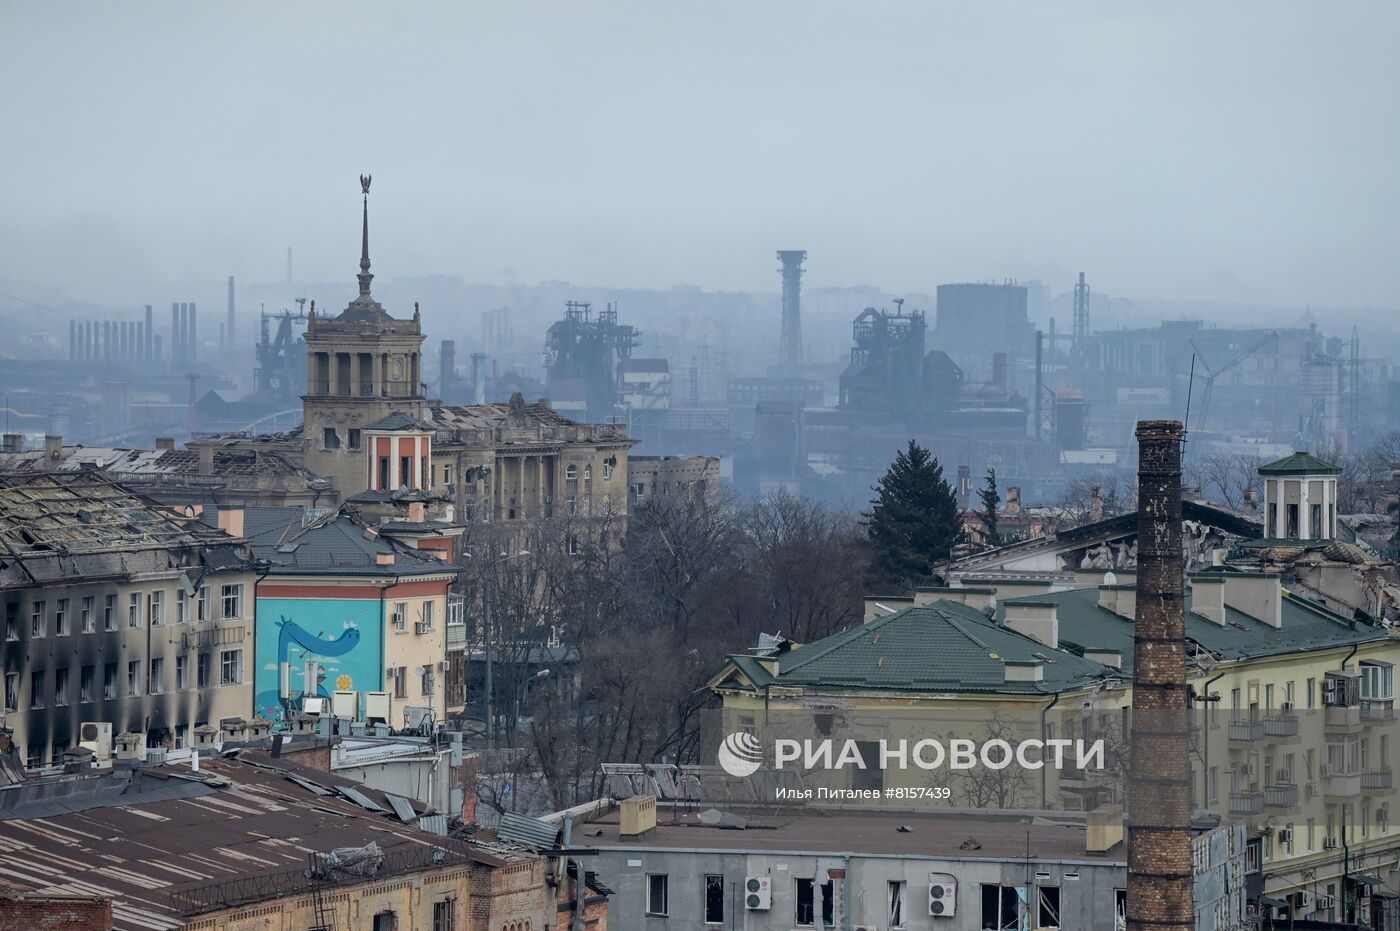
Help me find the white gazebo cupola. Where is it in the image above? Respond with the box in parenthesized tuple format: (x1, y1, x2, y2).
(1258, 451, 1341, 541)
(362, 412, 436, 493)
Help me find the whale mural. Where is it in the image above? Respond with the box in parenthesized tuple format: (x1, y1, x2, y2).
(254, 597, 382, 726)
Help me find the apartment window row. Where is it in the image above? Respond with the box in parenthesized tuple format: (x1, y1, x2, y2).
(6, 584, 236, 640)
(3, 650, 242, 710)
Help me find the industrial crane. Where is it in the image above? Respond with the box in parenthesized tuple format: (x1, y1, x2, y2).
(1187, 331, 1277, 433)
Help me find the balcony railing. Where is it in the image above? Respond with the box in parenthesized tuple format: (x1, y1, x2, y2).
(1229, 791, 1264, 816)
(1263, 714, 1300, 738)
(1230, 719, 1264, 742)
(1326, 705, 1362, 729)
(1362, 769, 1394, 792)
(1362, 699, 1396, 722)
(1263, 784, 1299, 809)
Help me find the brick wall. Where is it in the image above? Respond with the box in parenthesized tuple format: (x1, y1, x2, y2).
(0, 894, 113, 931)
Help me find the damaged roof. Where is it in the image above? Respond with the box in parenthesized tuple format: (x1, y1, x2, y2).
(0, 753, 509, 930)
(232, 506, 454, 578)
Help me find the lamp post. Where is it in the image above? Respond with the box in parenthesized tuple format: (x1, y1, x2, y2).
(469, 548, 529, 746)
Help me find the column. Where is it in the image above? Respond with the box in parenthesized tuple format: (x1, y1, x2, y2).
(1273, 480, 1286, 540)
(538, 457, 546, 517)
(1299, 480, 1311, 540)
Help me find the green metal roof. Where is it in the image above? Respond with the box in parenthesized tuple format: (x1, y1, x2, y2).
(719, 600, 1113, 695)
(1000, 585, 1384, 674)
(1258, 451, 1341, 476)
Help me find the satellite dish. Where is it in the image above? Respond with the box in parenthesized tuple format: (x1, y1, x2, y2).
(414, 666, 428, 677)
(1104, 571, 1118, 586)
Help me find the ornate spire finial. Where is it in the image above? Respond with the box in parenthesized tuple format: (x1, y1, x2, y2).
(357, 174, 374, 297)
(413, 301, 420, 322)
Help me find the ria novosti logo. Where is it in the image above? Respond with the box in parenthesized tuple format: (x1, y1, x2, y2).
(716, 732, 1105, 776)
(717, 731, 764, 777)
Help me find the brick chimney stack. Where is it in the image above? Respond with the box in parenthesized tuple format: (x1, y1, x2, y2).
(1127, 420, 1192, 931)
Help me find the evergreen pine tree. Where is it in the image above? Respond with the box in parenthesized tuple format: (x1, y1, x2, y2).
(979, 467, 1000, 546)
(863, 439, 959, 585)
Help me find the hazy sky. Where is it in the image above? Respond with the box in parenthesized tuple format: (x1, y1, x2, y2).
(3, 2, 1397, 309)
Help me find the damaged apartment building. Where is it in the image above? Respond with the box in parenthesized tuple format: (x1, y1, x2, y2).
(0, 472, 255, 768)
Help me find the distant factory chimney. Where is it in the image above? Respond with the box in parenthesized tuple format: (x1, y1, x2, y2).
(226, 276, 235, 350)
(1072, 271, 1090, 360)
(188, 302, 198, 363)
(1127, 419, 1192, 931)
(145, 304, 154, 362)
(777, 250, 806, 377)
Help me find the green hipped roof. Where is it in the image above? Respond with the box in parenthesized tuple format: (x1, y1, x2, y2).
(718, 600, 1113, 695)
(999, 585, 1384, 675)
(1258, 451, 1341, 476)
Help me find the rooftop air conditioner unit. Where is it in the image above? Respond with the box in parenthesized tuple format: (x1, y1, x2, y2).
(744, 877, 771, 911)
(79, 721, 113, 761)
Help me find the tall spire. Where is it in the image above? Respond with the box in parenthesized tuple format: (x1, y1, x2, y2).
(357, 174, 374, 297)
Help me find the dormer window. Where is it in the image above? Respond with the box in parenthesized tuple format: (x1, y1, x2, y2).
(566, 464, 578, 481)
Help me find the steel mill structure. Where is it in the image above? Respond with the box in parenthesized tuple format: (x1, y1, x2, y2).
(1127, 419, 1193, 931)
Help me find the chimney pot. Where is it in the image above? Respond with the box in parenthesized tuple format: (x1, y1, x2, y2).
(155, 436, 175, 451)
(44, 435, 62, 465)
(198, 444, 215, 475)
(1, 434, 20, 454)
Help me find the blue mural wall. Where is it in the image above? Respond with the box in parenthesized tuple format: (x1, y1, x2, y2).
(254, 597, 383, 727)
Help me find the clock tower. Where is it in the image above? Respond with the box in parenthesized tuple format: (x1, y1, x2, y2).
(302, 176, 427, 495)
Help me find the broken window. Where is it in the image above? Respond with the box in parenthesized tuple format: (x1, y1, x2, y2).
(980, 884, 1020, 931)
(821, 879, 835, 926)
(128, 660, 141, 696)
(79, 666, 92, 703)
(197, 653, 210, 689)
(55, 599, 68, 636)
(104, 663, 117, 699)
(4, 672, 18, 712)
(372, 912, 396, 931)
(323, 427, 340, 450)
(4, 602, 17, 641)
(30, 670, 44, 708)
(81, 596, 95, 632)
(221, 584, 243, 619)
(796, 878, 815, 926)
(432, 900, 454, 931)
(646, 874, 669, 917)
(1037, 886, 1061, 929)
(149, 657, 164, 694)
(31, 600, 46, 638)
(888, 881, 906, 928)
(176, 655, 188, 690)
(1114, 889, 1127, 931)
(220, 649, 242, 686)
(128, 592, 141, 628)
(704, 875, 724, 924)
(348, 429, 362, 450)
(54, 668, 68, 706)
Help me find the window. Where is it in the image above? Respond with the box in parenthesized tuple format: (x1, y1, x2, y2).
(448, 598, 465, 627)
(323, 427, 340, 450)
(1037, 886, 1061, 929)
(704, 875, 724, 924)
(1286, 503, 1299, 538)
(567, 535, 579, 556)
(796, 878, 815, 926)
(128, 592, 141, 628)
(422, 664, 435, 697)
(197, 653, 210, 689)
(432, 900, 454, 931)
(30, 671, 44, 708)
(104, 594, 116, 630)
(1308, 676, 1317, 709)
(981, 884, 1019, 931)
(393, 603, 407, 632)
(443, 464, 454, 486)
(566, 464, 578, 481)
(176, 589, 187, 624)
(1362, 662, 1394, 700)
(821, 880, 834, 926)
(348, 429, 362, 450)
(54, 668, 68, 706)
(149, 657, 164, 694)
(372, 912, 396, 931)
(584, 465, 592, 481)
(1208, 766, 1218, 804)
(4, 602, 17, 641)
(221, 584, 243, 619)
(176, 655, 188, 690)
(174, 725, 187, 749)
(1114, 890, 1127, 931)
(220, 649, 242, 686)
(420, 601, 434, 631)
(127, 660, 141, 696)
(81, 596, 95, 632)
(79, 665, 93, 703)
(103, 663, 117, 700)
(55, 598, 68, 635)
(379, 456, 391, 489)
(4, 672, 18, 712)
(1244, 838, 1262, 873)
(400, 456, 412, 488)
(31, 600, 46, 638)
(888, 881, 906, 929)
(149, 590, 164, 626)
(646, 874, 669, 917)
(603, 460, 614, 480)
(391, 667, 407, 699)
(197, 586, 209, 622)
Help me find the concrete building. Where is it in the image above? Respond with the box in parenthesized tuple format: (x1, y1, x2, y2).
(0, 750, 595, 931)
(619, 358, 672, 411)
(627, 455, 722, 509)
(236, 506, 456, 730)
(1260, 451, 1341, 541)
(0, 472, 256, 769)
(557, 799, 1244, 931)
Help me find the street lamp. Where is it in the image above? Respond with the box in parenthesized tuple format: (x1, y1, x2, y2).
(466, 548, 529, 746)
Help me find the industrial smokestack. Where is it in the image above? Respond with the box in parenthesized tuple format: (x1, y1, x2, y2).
(189, 302, 198, 362)
(171, 302, 180, 365)
(1126, 419, 1192, 931)
(226, 276, 235, 350)
(145, 304, 154, 361)
(777, 250, 806, 378)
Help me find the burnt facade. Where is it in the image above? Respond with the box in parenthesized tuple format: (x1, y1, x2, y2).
(0, 473, 255, 768)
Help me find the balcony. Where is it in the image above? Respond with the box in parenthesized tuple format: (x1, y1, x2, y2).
(1230, 719, 1264, 743)
(1324, 767, 1361, 798)
(1229, 791, 1264, 816)
(1263, 784, 1300, 809)
(1362, 769, 1394, 793)
(1362, 699, 1396, 722)
(1263, 713, 1300, 740)
(1326, 705, 1362, 730)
